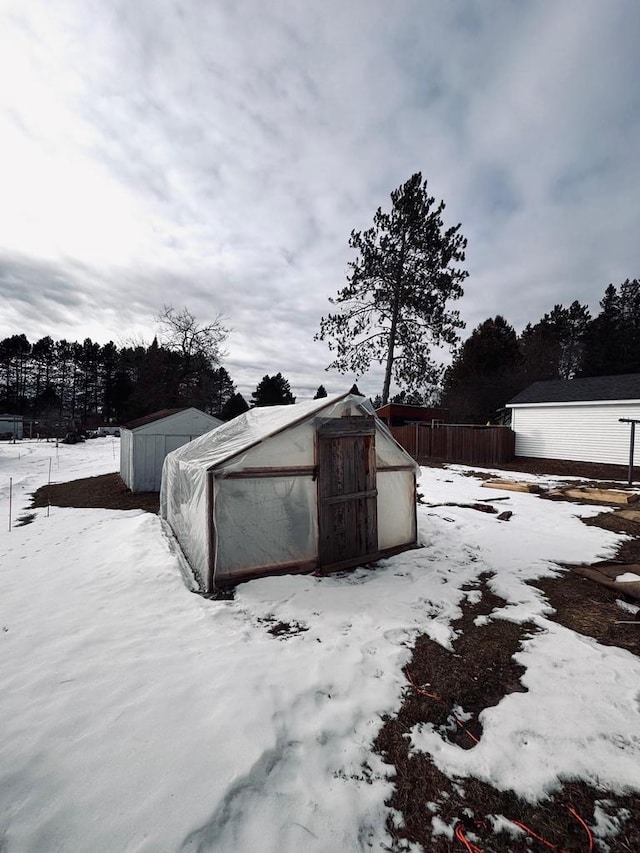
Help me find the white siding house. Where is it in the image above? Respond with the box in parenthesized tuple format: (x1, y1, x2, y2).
(160, 393, 418, 591)
(507, 374, 640, 465)
(120, 408, 222, 492)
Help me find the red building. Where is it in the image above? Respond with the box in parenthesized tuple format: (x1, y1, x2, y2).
(375, 403, 450, 428)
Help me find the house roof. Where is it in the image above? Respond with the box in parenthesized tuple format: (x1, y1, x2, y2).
(123, 407, 216, 430)
(164, 393, 417, 473)
(375, 403, 448, 419)
(507, 373, 640, 406)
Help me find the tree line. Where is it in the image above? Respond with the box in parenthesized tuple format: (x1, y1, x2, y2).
(0, 305, 306, 435)
(440, 279, 640, 423)
(317, 171, 639, 421)
(3, 172, 637, 433)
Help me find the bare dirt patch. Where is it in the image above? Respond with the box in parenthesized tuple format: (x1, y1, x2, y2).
(264, 619, 309, 639)
(429, 456, 637, 492)
(484, 456, 633, 482)
(582, 511, 640, 562)
(31, 473, 159, 514)
(374, 576, 639, 852)
(533, 572, 640, 658)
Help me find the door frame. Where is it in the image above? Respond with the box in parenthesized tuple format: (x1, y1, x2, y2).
(315, 416, 379, 571)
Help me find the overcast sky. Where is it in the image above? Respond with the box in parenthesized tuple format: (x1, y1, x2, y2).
(1, 0, 639, 400)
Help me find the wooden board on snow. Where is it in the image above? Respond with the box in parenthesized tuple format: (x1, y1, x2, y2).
(569, 562, 640, 602)
(482, 479, 541, 494)
(561, 487, 639, 505)
(616, 509, 640, 523)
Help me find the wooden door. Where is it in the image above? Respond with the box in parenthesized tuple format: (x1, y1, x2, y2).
(317, 417, 378, 570)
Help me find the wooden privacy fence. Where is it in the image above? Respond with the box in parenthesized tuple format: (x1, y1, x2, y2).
(390, 423, 515, 466)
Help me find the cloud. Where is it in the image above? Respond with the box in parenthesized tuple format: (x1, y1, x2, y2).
(0, 0, 639, 401)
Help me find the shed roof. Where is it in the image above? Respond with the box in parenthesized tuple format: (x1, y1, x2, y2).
(123, 408, 193, 430)
(165, 392, 416, 472)
(507, 373, 640, 406)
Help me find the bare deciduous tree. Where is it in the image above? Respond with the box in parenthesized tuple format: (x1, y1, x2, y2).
(156, 306, 228, 366)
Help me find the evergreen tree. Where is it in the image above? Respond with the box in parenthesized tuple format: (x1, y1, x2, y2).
(251, 373, 296, 407)
(123, 339, 173, 418)
(109, 369, 134, 422)
(31, 336, 55, 408)
(219, 392, 250, 421)
(317, 172, 467, 403)
(520, 301, 590, 383)
(580, 280, 640, 376)
(390, 390, 427, 405)
(617, 278, 640, 373)
(0, 334, 31, 412)
(53, 339, 73, 419)
(313, 384, 328, 399)
(206, 367, 237, 417)
(100, 342, 118, 422)
(560, 301, 592, 378)
(442, 316, 521, 423)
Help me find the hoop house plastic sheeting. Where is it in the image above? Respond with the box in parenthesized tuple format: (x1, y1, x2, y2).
(377, 470, 417, 549)
(214, 477, 318, 582)
(162, 459, 209, 589)
(160, 393, 419, 591)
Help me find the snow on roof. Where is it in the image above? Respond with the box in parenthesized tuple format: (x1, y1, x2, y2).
(167, 392, 364, 470)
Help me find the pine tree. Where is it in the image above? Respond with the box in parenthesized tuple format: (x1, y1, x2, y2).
(251, 373, 296, 407)
(220, 392, 249, 420)
(313, 384, 328, 399)
(317, 172, 467, 403)
(207, 367, 236, 417)
(580, 281, 640, 376)
(390, 390, 426, 405)
(442, 316, 521, 423)
(520, 302, 590, 383)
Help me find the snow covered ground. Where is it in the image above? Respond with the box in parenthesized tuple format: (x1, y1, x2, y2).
(1, 439, 639, 852)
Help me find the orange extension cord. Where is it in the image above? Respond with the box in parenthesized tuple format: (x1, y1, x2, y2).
(404, 669, 596, 853)
(452, 806, 595, 852)
(404, 666, 479, 745)
(454, 821, 484, 853)
(454, 809, 595, 853)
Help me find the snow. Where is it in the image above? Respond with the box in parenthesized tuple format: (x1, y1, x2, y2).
(1, 440, 639, 851)
(615, 571, 640, 582)
(410, 624, 640, 799)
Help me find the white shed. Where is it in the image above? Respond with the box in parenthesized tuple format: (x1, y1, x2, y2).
(0, 414, 23, 440)
(160, 393, 419, 591)
(120, 407, 222, 492)
(506, 374, 640, 465)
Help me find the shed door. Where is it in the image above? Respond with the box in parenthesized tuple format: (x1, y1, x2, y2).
(317, 417, 378, 569)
